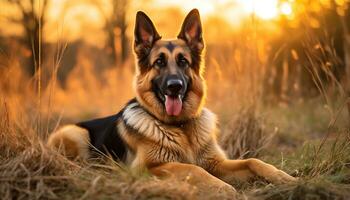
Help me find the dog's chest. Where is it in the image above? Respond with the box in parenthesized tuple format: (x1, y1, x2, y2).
(121, 102, 217, 165)
(152, 124, 207, 164)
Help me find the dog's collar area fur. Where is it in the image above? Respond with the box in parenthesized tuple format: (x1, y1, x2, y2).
(122, 100, 217, 138)
(131, 96, 198, 126)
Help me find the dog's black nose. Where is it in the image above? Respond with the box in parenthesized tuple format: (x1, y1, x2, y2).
(167, 79, 183, 95)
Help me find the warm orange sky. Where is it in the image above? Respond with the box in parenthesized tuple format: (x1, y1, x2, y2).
(3, 0, 349, 46)
(0, 0, 295, 46)
(155, 0, 293, 20)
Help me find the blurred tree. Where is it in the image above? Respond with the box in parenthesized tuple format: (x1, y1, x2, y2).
(4, 0, 48, 76)
(110, 0, 129, 64)
(91, 0, 129, 66)
(268, 0, 350, 112)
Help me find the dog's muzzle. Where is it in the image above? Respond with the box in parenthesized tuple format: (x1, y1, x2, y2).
(164, 77, 184, 116)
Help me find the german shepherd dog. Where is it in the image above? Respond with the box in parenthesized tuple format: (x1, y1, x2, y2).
(48, 9, 296, 191)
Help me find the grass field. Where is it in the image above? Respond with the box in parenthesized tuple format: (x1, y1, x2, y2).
(0, 61, 349, 199)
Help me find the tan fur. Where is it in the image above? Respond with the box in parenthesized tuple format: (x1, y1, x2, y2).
(150, 162, 237, 196)
(134, 40, 206, 124)
(208, 158, 296, 184)
(47, 125, 90, 159)
(117, 102, 223, 171)
(150, 40, 192, 65)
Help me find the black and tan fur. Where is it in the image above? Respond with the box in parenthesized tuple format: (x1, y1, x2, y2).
(48, 9, 296, 192)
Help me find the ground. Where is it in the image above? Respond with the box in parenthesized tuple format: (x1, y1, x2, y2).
(1, 97, 349, 200)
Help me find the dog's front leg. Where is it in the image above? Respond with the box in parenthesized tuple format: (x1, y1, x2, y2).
(149, 162, 237, 197)
(211, 158, 296, 184)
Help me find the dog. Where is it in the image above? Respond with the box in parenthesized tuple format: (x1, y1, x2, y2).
(48, 9, 296, 192)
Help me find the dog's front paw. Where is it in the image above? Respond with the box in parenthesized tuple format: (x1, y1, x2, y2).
(266, 170, 297, 184)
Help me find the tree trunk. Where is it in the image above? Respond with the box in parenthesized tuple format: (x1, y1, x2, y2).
(12, 0, 47, 77)
(25, 20, 42, 76)
(120, 23, 128, 63)
(108, 27, 118, 65)
(281, 56, 289, 103)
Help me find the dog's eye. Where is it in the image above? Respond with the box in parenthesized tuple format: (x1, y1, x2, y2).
(177, 54, 188, 67)
(154, 55, 166, 67)
(156, 58, 165, 66)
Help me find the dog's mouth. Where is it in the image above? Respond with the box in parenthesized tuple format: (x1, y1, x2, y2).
(153, 76, 189, 117)
(156, 90, 186, 117)
(164, 95, 183, 116)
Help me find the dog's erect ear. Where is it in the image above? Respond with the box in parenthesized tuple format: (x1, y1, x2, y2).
(177, 9, 204, 52)
(134, 11, 161, 48)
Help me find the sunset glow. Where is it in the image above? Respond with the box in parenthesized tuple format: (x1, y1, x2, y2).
(154, 0, 294, 21)
(237, 0, 279, 19)
(0, 0, 328, 45)
(280, 2, 293, 16)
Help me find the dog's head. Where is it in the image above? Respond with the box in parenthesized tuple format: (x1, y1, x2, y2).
(133, 9, 206, 124)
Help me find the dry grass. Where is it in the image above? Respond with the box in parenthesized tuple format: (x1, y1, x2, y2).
(219, 105, 274, 159)
(1, 101, 238, 200)
(1, 69, 349, 200)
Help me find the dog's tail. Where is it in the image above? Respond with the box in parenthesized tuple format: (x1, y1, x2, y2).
(47, 125, 90, 159)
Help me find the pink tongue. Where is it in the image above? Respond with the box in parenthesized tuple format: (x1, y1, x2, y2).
(165, 95, 182, 116)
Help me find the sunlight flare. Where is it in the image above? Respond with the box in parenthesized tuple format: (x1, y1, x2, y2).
(237, 0, 279, 20)
(280, 2, 293, 16)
